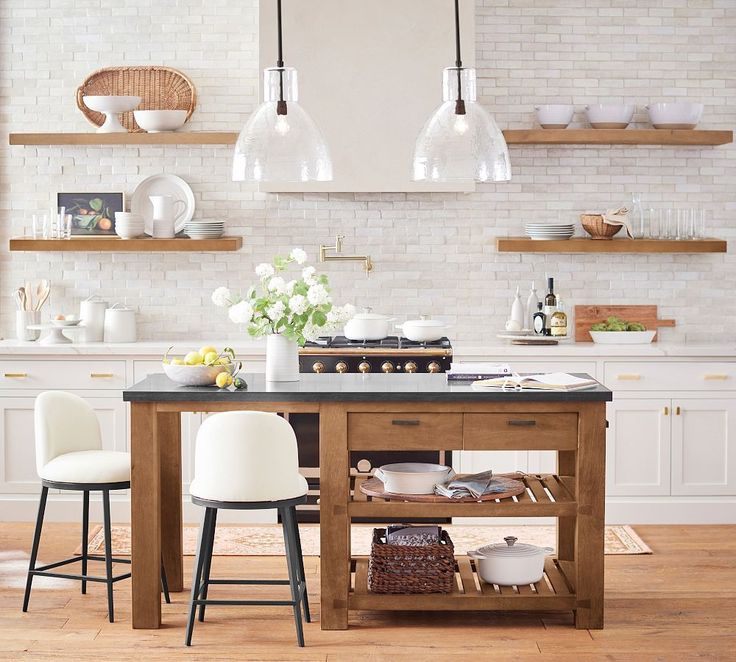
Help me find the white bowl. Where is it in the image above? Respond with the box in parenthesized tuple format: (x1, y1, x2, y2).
(163, 361, 234, 386)
(646, 102, 703, 129)
(590, 330, 656, 345)
(535, 104, 574, 129)
(133, 110, 188, 133)
(585, 104, 635, 129)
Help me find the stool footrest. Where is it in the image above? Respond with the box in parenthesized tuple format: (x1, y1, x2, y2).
(193, 598, 299, 607)
(30, 569, 132, 583)
(204, 578, 291, 586)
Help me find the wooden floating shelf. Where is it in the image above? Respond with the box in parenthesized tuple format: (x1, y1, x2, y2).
(497, 237, 727, 254)
(9, 236, 243, 252)
(9, 128, 733, 147)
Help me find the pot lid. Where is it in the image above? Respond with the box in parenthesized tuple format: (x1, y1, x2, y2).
(473, 536, 551, 559)
(403, 315, 445, 328)
(350, 306, 391, 321)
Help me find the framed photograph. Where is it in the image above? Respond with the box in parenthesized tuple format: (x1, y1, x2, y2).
(57, 192, 124, 235)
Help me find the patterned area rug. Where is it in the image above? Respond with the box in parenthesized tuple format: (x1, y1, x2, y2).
(80, 524, 651, 556)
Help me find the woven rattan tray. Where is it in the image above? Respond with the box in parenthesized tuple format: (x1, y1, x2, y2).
(76, 66, 196, 132)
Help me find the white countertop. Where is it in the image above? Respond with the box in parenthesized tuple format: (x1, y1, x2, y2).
(0, 338, 734, 358)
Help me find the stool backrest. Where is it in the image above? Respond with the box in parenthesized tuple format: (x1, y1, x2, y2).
(193, 411, 303, 502)
(34, 391, 102, 474)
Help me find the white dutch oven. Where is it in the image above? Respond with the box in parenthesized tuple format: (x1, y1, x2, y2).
(374, 462, 455, 495)
(396, 316, 450, 342)
(467, 536, 553, 585)
(344, 308, 394, 341)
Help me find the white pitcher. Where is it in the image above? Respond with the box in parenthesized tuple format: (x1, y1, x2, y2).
(149, 194, 186, 238)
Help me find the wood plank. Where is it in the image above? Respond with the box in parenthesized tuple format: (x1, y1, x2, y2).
(543, 474, 574, 503)
(456, 557, 477, 595)
(155, 401, 319, 414)
(545, 559, 572, 596)
(158, 411, 183, 593)
(557, 451, 577, 564)
(573, 304, 675, 342)
(463, 413, 578, 450)
(497, 237, 727, 254)
(9, 131, 239, 145)
(130, 402, 162, 629)
(352, 475, 368, 501)
(9, 237, 243, 252)
(353, 558, 368, 595)
(526, 475, 551, 503)
(319, 403, 350, 630)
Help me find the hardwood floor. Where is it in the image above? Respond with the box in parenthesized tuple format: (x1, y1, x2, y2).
(1, 523, 734, 661)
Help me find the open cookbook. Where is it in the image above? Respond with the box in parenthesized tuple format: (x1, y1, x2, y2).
(472, 372, 598, 392)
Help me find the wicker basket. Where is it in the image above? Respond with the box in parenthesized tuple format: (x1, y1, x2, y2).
(76, 66, 196, 132)
(367, 528, 455, 594)
(581, 213, 623, 240)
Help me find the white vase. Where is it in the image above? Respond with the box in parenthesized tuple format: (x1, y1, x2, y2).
(266, 333, 300, 382)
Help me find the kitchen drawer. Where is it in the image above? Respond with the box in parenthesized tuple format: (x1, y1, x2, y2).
(0, 360, 126, 390)
(604, 362, 736, 391)
(348, 413, 463, 450)
(464, 413, 578, 450)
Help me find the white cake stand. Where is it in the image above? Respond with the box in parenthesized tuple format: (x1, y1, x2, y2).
(83, 95, 142, 133)
(27, 324, 86, 345)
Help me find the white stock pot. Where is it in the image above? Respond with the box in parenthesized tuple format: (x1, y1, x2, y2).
(344, 308, 394, 341)
(468, 536, 553, 586)
(374, 462, 455, 495)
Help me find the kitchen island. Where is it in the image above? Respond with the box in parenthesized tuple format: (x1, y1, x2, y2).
(123, 373, 612, 631)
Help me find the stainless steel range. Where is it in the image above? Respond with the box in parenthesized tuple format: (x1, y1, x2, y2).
(289, 336, 453, 522)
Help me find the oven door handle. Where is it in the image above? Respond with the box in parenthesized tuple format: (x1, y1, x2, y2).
(391, 419, 421, 426)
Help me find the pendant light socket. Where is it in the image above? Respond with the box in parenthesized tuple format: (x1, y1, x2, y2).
(454, 99, 466, 115)
(277, 100, 288, 116)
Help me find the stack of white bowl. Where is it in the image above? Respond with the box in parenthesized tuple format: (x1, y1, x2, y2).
(114, 212, 145, 239)
(524, 222, 575, 241)
(184, 220, 225, 240)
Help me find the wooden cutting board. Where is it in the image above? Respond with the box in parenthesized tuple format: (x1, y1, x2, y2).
(574, 305, 676, 342)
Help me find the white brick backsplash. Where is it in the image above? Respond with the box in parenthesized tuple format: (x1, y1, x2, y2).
(0, 0, 734, 344)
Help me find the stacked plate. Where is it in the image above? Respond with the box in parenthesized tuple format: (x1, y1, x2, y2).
(524, 222, 575, 241)
(184, 220, 225, 240)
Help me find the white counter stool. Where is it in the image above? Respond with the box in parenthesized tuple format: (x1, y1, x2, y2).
(23, 391, 170, 623)
(185, 411, 310, 648)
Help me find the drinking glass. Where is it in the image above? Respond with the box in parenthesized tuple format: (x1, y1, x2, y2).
(32, 212, 49, 239)
(659, 209, 673, 239)
(675, 208, 688, 240)
(696, 209, 707, 239)
(61, 213, 72, 239)
(646, 208, 659, 239)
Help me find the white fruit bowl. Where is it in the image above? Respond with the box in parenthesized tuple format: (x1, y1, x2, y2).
(535, 104, 574, 129)
(163, 362, 235, 386)
(646, 102, 703, 129)
(590, 331, 656, 345)
(585, 104, 635, 129)
(83, 95, 141, 133)
(133, 110, 188, 133)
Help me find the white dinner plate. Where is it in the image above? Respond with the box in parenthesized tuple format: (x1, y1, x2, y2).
(130, 174, 196, 235)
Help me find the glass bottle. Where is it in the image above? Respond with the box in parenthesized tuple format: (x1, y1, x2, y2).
(631, 193, 645, 239)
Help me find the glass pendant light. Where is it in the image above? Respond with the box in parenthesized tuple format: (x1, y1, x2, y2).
(232, 0, 332, 183)
(411, 0, 511, 183)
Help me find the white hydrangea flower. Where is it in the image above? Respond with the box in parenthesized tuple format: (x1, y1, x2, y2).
(301, 266, 317, 285)
(267, 276, 286, 294)
(255, 262, 275, 278)
(288, 294, 308, 315)
(302, 322, 321, 342)
(267, 300, 286, 320)
(289, 248, 307, 264)
(228, 300, 254, 325)
(285, 279, 297, 295)
(327, 303, 356, 325)
(211, 286, 232, 308)
(307, 283, 330, 306)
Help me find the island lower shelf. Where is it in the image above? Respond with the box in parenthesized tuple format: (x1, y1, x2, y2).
(350, 556, 575, 611)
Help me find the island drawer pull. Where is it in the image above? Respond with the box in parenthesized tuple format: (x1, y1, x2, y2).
(391, 419, 421, 426)
(703, 374, 729, 381)
(617, 374, 641, 381)
(4, 372, 27, 378)
(507, 419, 537, 427)
(90, 373, 115, 379)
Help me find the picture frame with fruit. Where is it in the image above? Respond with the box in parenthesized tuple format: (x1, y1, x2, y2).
(57, 192, 124, 235)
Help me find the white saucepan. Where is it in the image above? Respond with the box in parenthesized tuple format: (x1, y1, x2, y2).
(468, 536, 553, 586)
(344, 309, 395, 341)
(396, 316, 451, 342)
(374, 462, 455, 495)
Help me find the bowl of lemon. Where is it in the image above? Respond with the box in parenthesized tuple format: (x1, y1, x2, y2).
(162, 345, 243, 387)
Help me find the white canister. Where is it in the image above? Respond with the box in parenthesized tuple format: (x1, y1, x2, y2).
(103, 303, 137, 343)
(80, 296, 107, 342)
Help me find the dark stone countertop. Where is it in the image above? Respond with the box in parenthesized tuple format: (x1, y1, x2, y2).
(123, 373, 613, 403)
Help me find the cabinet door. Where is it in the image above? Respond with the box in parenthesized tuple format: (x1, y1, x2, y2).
(606, 399, 671, 496)
(671, 399, 736, 496)
(0, 396, 126, 494)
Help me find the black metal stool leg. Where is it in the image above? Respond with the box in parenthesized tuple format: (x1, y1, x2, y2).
(286, 506, 310, 623)
(198, 508, 217, 622)
(161, 560, 171, 604)
(102, 489, 115, 623)
(185, 507, 213, 646)
(22, 486, 48, 612)
(280, 507, 305, 647)
(81, 490, 89, 595)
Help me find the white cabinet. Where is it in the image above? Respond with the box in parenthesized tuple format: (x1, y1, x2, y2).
(606, 398, 671, 496)
(671, 399, 736, 496)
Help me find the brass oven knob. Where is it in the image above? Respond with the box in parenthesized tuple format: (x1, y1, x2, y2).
(335, 361, 348, 374)
(381, 361, 395, 374)
(312, 361, 325, 374)
(404, 361, 418, 374)
(358, 361, 371, 374)
(427, 361, 441, 374)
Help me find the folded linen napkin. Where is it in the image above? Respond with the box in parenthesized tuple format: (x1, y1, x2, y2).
(602, 206, 634, 238)
(435, 470, 499, 499)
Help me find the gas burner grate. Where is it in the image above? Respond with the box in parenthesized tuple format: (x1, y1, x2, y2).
(304, 336, 452, 350)
(397, 337, 452, 350)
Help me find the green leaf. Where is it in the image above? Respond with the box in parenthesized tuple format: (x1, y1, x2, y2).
(312, 310, 327, 327)
(89, 198, 103, 212)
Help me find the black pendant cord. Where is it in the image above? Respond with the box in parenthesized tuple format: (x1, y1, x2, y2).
(276, 0, 287, 116)
(453, 0, 465, 115)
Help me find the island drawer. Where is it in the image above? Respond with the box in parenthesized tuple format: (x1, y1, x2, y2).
(348, 413, 463, 450)
(463, 413, 578, 450)
(604, 362, 736, 391)
(0, 360, 127, 390)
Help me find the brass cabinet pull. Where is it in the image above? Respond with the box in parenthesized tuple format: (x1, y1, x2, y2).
(507, 419, 537, 427)
(90, 373, 115, 379)
(391, 419, 420, 426)
(676, 406, 681, 416)
(703, 374, 729, 381)
(663, 406, 669, 416)
(617, 374, 641, 381)
(4, 372, 27, 378)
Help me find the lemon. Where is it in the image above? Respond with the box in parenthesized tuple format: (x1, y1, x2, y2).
(203, 351, 219, 365)
(215, 372, 233, 388)
(199, 345, 218, 357)
(184, 351, 203, 365)
(171, 357, 185, 365)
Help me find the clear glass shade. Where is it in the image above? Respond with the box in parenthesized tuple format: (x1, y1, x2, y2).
(232, 67, 333, 182)
(412, 67, 511, 183)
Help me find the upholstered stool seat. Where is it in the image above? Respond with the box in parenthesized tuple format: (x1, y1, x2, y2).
(39, 450, 131, 484)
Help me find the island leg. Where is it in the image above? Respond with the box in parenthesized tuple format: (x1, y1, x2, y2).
(159, 411, 183, 592)
(319, 403, 350, 630)
(574, 401, 606, 629)
(131, 402, 162, 628)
